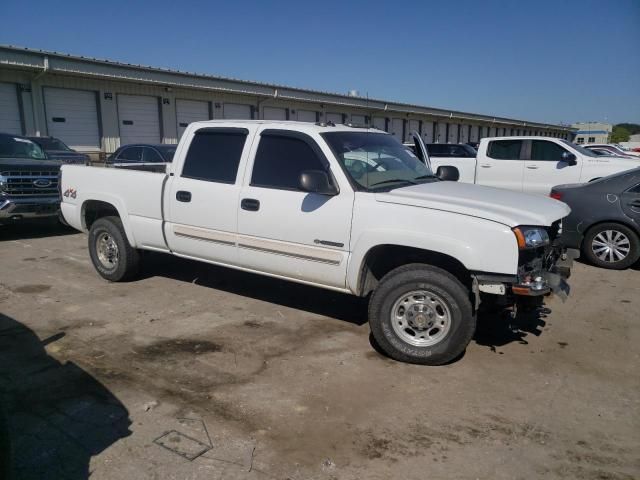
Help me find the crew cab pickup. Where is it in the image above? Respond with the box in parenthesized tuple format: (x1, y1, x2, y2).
(60, 121, 576, 365)
(425, 136, 640, 195)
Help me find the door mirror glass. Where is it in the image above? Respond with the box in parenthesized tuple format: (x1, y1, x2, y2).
(561, 151, 577, 165)
(299, 170, 338, 195)
(436, 165, 460, 181)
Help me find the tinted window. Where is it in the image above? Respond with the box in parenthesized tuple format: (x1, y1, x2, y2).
(117, 147, 143, 161)
(426, 144, 475, 158)
(143, 147, 163, 163)
(628, 183, 640, 193)
(531, 140, 568, 161)
(157, 146, 176, 162)
(182, 129, 247, 183)
(251, 134, 326, 190)
(487, 140, 523, 160)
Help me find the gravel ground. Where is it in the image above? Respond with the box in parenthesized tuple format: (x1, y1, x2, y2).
(1, 220, 638, 480)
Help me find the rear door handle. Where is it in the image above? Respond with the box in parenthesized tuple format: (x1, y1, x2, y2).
(480, 164, 492, 168)
(527, 165, 539, 169)
(241, 198, 260, 211)
(176, 190, 191, 202)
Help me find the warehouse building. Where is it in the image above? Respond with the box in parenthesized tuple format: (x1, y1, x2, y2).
(0, 45, 574, 158)
(571, 122, 612, 144)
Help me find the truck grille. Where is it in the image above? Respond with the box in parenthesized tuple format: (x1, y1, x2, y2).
(0, 170, 59, 197)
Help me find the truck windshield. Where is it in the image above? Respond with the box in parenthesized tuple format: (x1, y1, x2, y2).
(560, 139, 599, 157)
(322, 131, 435, 191)
(0, 134, 47, 160)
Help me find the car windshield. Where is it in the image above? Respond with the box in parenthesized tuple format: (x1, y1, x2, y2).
(0, 135, 47, 159)
(30, 137, 70, 151)
(560, 139, 599, 157)
(157, 145, 177, 161)
(322, 131, 435, 191)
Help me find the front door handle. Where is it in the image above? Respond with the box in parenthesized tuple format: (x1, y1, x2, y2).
(527, 165, 539, 169)
(241, 198, 260, 211)
(480, 164, 492, 168)
(176, 190, 191, 202)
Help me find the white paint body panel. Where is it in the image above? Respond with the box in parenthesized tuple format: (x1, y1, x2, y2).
(0, 82, 22, 134)
(60, 121, 572, 297)
(117, 94, 161, 145)
(44, 87, 100, 150)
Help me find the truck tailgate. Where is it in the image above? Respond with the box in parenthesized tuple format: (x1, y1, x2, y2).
(60, 165, 167, 250)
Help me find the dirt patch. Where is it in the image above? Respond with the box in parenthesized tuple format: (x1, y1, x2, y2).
(12, 284, 51, 294)
(135, 338, 223, 357)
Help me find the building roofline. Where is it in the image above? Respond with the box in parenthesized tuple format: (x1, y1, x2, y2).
(0, 44, 574, 131)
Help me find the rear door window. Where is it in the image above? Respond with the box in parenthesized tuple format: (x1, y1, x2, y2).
(487, 140, 523, 160)
(143, 147, 164, 163)
(117, 147, 143, 162)
(181, 128, 248, 183)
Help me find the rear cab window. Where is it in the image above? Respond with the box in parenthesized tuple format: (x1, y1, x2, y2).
(181, 128, 248, 183)
(487, 140, 524, 160)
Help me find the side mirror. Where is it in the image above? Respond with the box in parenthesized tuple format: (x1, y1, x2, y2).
(561, 152, 577, 165)
(436, 165, 460, 182)
(299, 170, 338, 196)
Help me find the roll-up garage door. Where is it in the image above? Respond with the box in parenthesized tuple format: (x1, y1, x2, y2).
(296, 110, 317, 122)
(459, 125, 469, 143)
(437, 123, 447, 143)
(223, 103, 252, 119)
(44, 87, 100, 149)
(325, 113, 343, 125)
(407, 120, 420, 141)
(117, 94, 161, 145)
(470, 125, 479, 142)
(263, 107, 287, 120)
(372, 117, 386, 131)
(390, 118, 404, 141)
(176, 99, 209, 138)
(423, 122, 434, 142)
(0, 82, 22, 135)
(351, 114, 366, 125)
(448, 124, 459, 143)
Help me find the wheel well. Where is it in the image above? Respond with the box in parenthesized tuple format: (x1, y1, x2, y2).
(357, 244, 471, 297)
(82, 200, 120, 230)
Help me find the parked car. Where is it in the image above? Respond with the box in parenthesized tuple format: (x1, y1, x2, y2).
(61, 121, 576, 365)
(27, 136, 90, 165)
(587, 147, 634, 158)
(551, 168, 640, 269)
(106, 144, 176, 172)
(403, 143, 478, 183)
(584, 144, 640, 158)
(423, 136, 639, 195)
(0, 133, 61, 223)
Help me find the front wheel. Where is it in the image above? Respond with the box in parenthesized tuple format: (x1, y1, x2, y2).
(368, 264, 475, 365)
(88, 216, 140, 281)
(582, 222, 640, 270)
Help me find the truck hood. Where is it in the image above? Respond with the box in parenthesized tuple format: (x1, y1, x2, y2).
(375, 181, 570, 227)
(44, 151, 89, 164)
(0, 158, 62, 171)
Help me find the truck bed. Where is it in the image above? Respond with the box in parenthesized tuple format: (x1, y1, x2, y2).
(60, 165, 168, 251)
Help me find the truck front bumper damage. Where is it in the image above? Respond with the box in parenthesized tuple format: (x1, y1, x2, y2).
(475, 248, 579, 304)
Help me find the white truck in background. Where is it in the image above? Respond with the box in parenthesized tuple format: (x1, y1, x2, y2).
(60, 121, 576, 365)
(423, 136, 640, 195)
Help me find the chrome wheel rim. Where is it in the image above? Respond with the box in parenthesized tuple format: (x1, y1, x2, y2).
(96, 232, 119, 269)
(391, 290, 452, 347)
(592, 230, 630, 263)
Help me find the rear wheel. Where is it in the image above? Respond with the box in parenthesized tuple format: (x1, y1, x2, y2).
(368, 264, 475, 365)
(88, 216, 140, 281)
(582, 222, 640, 270)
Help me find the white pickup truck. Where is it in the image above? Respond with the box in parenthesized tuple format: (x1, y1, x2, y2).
(425, 136, 640, 195)
(61, 121, 577, 365)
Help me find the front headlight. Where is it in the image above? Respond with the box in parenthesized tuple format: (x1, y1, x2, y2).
(513, 226, 550, 249)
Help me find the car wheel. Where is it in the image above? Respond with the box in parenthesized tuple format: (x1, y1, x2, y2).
(583, 222, 640, 270)
(88, 216, 140, 281)
(368, 264, 475, 365)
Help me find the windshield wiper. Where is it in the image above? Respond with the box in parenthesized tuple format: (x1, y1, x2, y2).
(370, 178, 417, 187)
(414, 174, 438, 180)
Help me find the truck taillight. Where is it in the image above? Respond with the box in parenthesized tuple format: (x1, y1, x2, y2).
(550, 191, 563, 201)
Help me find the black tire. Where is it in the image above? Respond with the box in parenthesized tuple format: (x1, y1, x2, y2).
(582, 222, 640, 270)
(88, 216, 140, 281)
(368, 264, 475, 365)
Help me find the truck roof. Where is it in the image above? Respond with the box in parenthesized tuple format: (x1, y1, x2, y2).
(187, 119, 387, 134)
